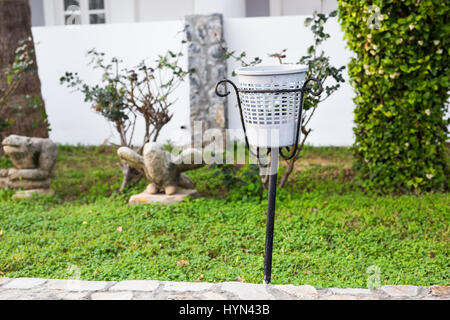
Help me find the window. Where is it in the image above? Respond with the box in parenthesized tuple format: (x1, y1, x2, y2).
(246, 0, 270, 17)
(64, 0, 81, 24)
(63, 0, 108, 25)
(87, 0, 106, 24)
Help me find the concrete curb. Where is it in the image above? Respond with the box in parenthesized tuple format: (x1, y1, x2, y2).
(0, 277, 448, 300)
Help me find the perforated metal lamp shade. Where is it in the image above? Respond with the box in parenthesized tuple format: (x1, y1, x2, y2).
(235, 65, 307, 149)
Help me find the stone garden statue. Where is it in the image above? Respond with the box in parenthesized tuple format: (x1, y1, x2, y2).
(118, 142, 204, 204)
(0, 135, 58, 198)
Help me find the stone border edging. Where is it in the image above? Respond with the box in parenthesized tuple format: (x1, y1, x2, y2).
(0, 277, 448, 300)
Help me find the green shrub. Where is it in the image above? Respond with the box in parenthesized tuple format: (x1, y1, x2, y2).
(337, 0, 449, 193)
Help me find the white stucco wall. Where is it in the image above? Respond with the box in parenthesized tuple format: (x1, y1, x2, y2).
(270, 0, 338, 16)
(32, 15, 355, 146)
(194, 0, 246, 17)
(108, 0, 136, 23)
(282, 0, 337, 15)
(32, 20, 191, 146)
(136, 0, 194, 22)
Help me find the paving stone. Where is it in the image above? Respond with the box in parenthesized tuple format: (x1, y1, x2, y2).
(3, 278, 47, 289)
(54, 291, 90, 300)
(430, 286, 450, 297)
(0, 289, 54, 300)
(357, 295, 382, 300)
(132, 292, 159, 300)
(0, 277, 442, 300)
(109, 280, 159, 292)
(91, 291, 134, 300)
(45, 279, 111, 291)
(273, 285, 318, 299)
(324, 294, 381, 300)
(220, 282, 275, 300)
(0, 278, 10, 287)
(329, 288, 373, 295)
(422, 297, 445, 300)
(198, 291, 229, 300)
(381, 285, 419, 297)
(162, 281, 214, 292)
(166, 294, 197, 300)
(324, 294, 359, 300)
(0, 289, 24, 300)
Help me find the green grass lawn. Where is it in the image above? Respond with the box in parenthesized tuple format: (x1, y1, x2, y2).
(0, 145, 448, 288)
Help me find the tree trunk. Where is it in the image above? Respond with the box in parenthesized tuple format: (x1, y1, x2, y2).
(0, 0, 49, 141)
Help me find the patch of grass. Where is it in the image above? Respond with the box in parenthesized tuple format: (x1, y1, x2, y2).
(0, 156, 12, 169)
(299, 145, 353, 161)
(0, 145, 448, 288)
(52, 145, 126, 202)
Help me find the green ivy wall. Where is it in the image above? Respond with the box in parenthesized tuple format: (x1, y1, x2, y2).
(338, 0, 449, 193)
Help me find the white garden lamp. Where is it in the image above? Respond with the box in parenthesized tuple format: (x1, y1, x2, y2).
(215, 65, 322, 284)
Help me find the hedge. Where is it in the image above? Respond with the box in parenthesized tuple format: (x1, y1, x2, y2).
(337, 0, 449, 193)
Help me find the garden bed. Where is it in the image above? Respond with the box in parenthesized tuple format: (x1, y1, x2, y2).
(0, 146, 448, 288)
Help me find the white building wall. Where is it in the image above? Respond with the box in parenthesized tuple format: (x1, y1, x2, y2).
(38, 0, 339, 26)
(271, 0, 338, 16)
(283, 0, 322, 15)
(42, 0, 58, 25)
(193, 0, 246, 17)
(136, 0, 194, 22)
(322, 0, 339, 13)
(108, 0, 136, 23)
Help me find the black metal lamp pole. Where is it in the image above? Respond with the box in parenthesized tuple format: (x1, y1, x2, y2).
(263, 150, 278, 284)
(215, 78, 322, 284)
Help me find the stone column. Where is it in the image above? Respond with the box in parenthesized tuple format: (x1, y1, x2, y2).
(185, 14, 227, 147)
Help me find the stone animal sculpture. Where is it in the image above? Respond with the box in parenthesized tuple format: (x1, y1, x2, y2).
(0, 135, 58, 192)
(118, 142, 204, 195)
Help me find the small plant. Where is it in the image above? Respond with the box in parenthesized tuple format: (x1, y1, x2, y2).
(127, 51, 190, 145)
(210, 163, 264, 202)
(60, 46, 191, 191)
(221, 10, 345, 188)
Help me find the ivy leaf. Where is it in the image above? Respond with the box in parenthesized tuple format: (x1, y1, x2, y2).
(305, 17, 313, 26)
